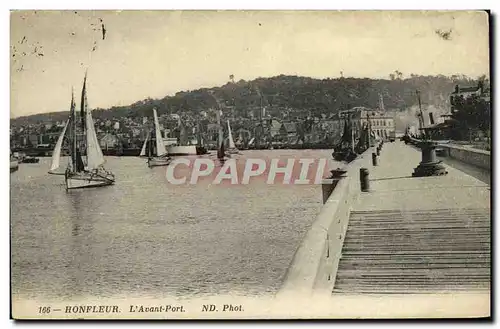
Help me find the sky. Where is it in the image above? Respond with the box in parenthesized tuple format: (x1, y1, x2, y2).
(10, 10, 490, 118)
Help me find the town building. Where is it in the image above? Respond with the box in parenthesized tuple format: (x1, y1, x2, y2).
(279, 122, 298, 143)
(450, 81, 491, 112)
(451, 82, 485, 100)
(269, 119, 282, 138)
(338, 106, 396, 141)
(99, 133, 120, 150)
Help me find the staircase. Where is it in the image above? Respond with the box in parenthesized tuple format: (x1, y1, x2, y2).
(333, 208, 491, 294)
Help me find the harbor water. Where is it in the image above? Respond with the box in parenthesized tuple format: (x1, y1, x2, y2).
(11, 150, 338, 301)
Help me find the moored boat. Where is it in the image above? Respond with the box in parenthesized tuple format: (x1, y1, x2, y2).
(196, 146, 208, 155)
(147, 156, 172, 167)
(332, 115, 358, 163)
(10, 157, 19, 173)
(21, 156, 39, 163)
(140, 108, 172, 167)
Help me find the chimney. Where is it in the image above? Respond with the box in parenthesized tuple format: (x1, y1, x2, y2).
(454, 85, 459, 93)
(429, 112, 435, 125)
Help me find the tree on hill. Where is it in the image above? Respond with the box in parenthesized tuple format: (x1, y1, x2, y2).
(11, 74, 483, 126)
(450, 94, 491, 140)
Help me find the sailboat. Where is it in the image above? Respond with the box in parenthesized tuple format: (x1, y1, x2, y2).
(216, 110, 229, 163)
(226, 120, 240, 155)
(332, 115, 358, 163)
(195, 119, 208, 155)
(49, 74, 115, 189)
(140, 108, 172, 167)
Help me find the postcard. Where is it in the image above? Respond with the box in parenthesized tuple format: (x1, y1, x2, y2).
(10, 10, 491, 319)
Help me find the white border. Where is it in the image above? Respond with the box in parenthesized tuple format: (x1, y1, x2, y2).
(2, 1, 498, 328)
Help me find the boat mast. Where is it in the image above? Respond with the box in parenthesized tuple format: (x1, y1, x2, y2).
(350, 115, 355, 152)
(179, 120, 187, 146)
(197, 119, 203, 146)
(70, 89, 77, 172)
(80, 72, 88, 133)
(416, 90, 425, 138)
(146, 131, 153, 158)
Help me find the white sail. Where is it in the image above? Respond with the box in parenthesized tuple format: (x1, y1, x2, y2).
(85, 110, 105, 170)
(49, 120, 69, 173)
(227, 120, 236, 149)
(139, 131, 150, 156)
(153, 108, 167, 156)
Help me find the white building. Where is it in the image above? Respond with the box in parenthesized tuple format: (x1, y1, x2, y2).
(338, 106, 396, 141)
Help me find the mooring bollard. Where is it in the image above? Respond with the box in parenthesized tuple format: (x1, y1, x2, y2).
(372, 152, 378, 166)
(360, 168, 370, 192)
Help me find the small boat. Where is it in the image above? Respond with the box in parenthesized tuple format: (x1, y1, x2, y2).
(332, 116, 358, 163)
(20, 156, 39, 163)
(50, 73, 115, 189)
(10, 156, 19, 173)
(147, 155, 171, 167)
(226, 120, 240, 155)
(196, 146, 208, 155)
(13, 152, 25, 163)
(140, 108, 172, 167)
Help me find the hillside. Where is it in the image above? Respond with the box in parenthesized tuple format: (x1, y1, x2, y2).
(11, 74, 483, 125)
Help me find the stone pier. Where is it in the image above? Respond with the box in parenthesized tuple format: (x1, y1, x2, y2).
(332, 141, 490, 294)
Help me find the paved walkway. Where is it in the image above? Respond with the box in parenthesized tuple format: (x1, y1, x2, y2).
(333, 141, 491, 294)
